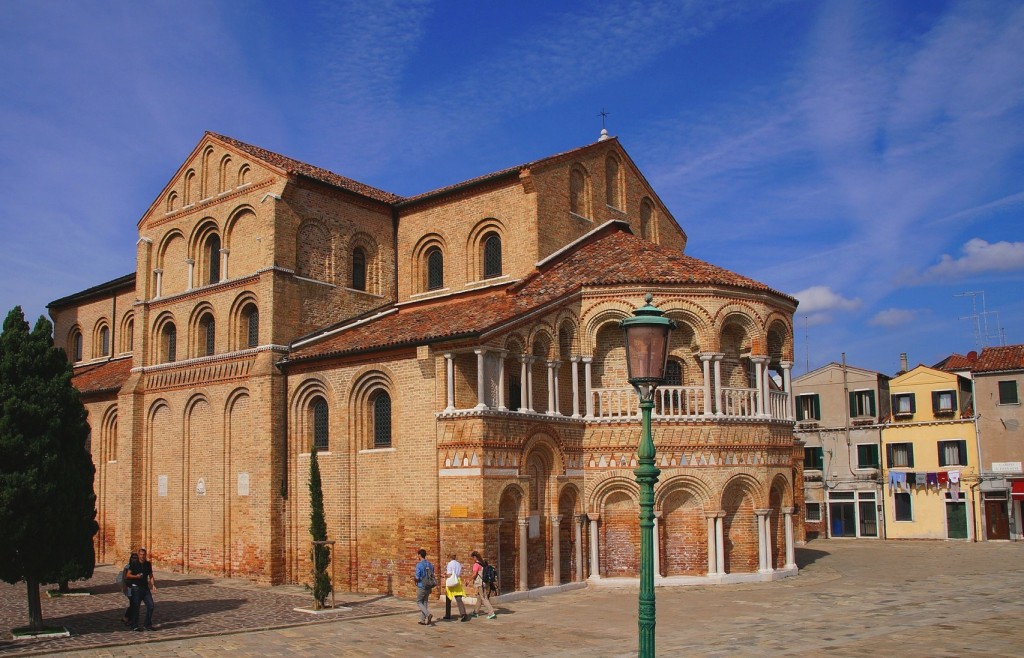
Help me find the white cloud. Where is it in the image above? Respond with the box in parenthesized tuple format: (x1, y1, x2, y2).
(919, 239, 1024, 280)
(792, 286, 862, 314)
(869, 308, 917, 327)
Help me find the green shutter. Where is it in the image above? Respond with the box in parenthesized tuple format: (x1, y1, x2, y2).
(938, 442, 947, 467)
(951, 390, 958, 413)
(868, 390, 876, 416)
(958, 439, 968, 465)
(886, 444, 894, 468)
(796, 397, 805, 421)
(909, 393, 916, 413)
(813, 394, 821, 420)
(849, 391, 857, 416)
(907, 445, 915, 468)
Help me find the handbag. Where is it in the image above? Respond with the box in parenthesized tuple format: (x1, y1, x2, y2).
(445, 573, 459, 588)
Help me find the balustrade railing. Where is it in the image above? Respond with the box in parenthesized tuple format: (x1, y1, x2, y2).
(588, 385, 788, 420)
(720, 387, 758, 417)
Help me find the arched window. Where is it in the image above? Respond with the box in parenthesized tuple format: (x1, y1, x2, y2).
(640, 199, 654, 240)
(99, 326, 109, 356)
(665, 359, 683, 386)
(483, 234, 502, 279)
(162, 323, 177, 363)
(200, 313, 215, 357)
(605, 156, 621, 208)
(206, 234, 221, 284)
(373, 392, 392, 448)
(244, 305, 259, 348)
(71, 329, 83, 362)
(352, 247, 367, 291)
(122, 317, 134, 353)
(570, 168, 587, 216)
(426, 247, 443, 290)
(312, 397, 329, 451)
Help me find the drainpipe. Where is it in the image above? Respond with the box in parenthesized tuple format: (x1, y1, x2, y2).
(878, 423, 887, 541)
(969, 373, 984, 542)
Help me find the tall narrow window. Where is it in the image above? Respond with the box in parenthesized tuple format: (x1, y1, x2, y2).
(245, 306, 259, 348)
(665, 360, 682, 386)
(373, 392, 392, 448)
(605, 156, 621, 208)
(163, 324, 177, 363)
(640, 200, 654, 240)
(312, 397, 329, 451)
(427, 247, 443, 290)
(124, 318, 134, 353)
(508, 375, 521, 412)
(206, 234, 221, 284)
(352, 247, 367, 291)
(201, 314, 215, 356)
(483, 234, 502, 279)
(99, 326, 109, 356)
(72, 330, 83, 362)
(570, 168, 587, 216)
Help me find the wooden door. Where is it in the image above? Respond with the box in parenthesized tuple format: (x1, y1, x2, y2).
(985, 500, 1010, 540)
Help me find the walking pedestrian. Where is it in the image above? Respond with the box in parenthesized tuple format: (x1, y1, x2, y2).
(469, 550, 497, 619)
(123, 552, 146, 631)
(136, 548, 156, 630)
(444, 553, 469, 622)
(413, 549, 435, 626)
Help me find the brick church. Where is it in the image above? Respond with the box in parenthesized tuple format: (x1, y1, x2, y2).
(49, 130, 803, 597)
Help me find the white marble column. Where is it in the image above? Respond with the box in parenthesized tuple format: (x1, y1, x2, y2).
(186, 258, 195, 290)
(526, 357, 535, 412)
(546, 361, 556, 415)
(781, 361, 794, 420)
(219, 247, 229, 281)
(706, 513, 718, 576)
(715, 513, 726, 575)
(475, 349, 488, 410)
(497, 351, 508, 411)
(519, 355, 529, 412)
(713, 354, 725, 416)
(783, 507, 796, 569)
(574, 515, 584, 582)
(551, 515, 562, 585)
(588, 514, 600, 579)
(570, 356, 581, 418)
(552, 361, 561, 415)
(583, 357, 594, 418)
(444, 353, 455, 412)
(518, 519, 529, 592)
(653, 511, 663, 579)
(700, 354, 714, 417)
(153, 269, 163, 298)
(755, 509, 772, 573)
(751, 356, 767, 417)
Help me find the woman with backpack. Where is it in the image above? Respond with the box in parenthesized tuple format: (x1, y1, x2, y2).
(469, 550, 497, 619)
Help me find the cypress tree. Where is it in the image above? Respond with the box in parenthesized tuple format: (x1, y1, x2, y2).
(308, 446, 331, 608)
(0, 307, 97, 631)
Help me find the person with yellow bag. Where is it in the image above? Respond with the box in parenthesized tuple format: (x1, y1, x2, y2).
(443, 553, 469, 622)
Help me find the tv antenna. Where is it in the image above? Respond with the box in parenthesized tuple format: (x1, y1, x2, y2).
(956, 291, 1004, 350)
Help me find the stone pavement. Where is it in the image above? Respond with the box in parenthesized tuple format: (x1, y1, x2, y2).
(2, 539, 1023, 657)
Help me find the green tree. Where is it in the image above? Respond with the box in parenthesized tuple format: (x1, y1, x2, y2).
(0, 307, 98, 631)
(308, 446, 331, 609)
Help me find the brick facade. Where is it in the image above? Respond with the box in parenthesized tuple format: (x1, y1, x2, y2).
(50, 132, 801, 597)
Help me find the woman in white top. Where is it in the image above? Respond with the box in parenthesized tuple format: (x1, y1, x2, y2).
(443, 553, 469, 621)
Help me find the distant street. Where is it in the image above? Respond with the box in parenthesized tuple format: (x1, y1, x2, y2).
(2, 539, 1022, 657)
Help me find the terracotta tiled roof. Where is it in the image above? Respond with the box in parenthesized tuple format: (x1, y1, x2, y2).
(72, 357, 132, 396)
(287, 225, 792, 363)
(208, 132, 403, 204)
(972, 345, 1024, 373)
(934, 352, 978, 371)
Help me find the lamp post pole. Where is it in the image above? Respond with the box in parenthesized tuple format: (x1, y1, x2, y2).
(636, 393, 659, 657)
(620, 293, 675, 658)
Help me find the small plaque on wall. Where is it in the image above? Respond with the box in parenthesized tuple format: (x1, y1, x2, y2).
(529, 514, 540, 538)
(238, 472, 250, 496)
(196, 478, 206, 496)
(158, 475, 168, 497)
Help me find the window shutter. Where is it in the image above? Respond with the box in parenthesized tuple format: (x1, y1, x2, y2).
(813, 394, 821, 420)
(907, 445, 915, 468)
(868, 390, 876, 416)
(932, 390, 941, 413)
(951, 390, 958, 413)
(891, 394, 898, 413)
(796, 398, 805, 421)
(849, 391, 857, 416)
(909, 394, 916, 413)
(886, 444, 894, 468)
(958, 439, 967, 465)
(938, 443, 947, 467)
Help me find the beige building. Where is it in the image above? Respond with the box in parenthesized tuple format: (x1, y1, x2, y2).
(793, 362, 889, 539)
(50, 131, 801, 596)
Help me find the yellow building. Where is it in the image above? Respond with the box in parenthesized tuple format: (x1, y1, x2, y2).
(882, 365, 976, 539)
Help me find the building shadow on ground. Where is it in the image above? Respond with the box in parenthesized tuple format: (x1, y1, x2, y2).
(795, 546, 830, 568)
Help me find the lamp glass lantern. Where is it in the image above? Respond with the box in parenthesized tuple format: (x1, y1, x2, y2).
(620, 294, 676, 400)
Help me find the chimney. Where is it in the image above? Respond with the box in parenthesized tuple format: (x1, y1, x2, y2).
(899, 352, 908, 373)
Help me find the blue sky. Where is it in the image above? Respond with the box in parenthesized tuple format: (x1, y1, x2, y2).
(1, 0, 1021, 376)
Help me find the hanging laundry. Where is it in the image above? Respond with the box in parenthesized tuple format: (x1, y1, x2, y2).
(893, 471, 907, 491)
(949, 470, 961, 484)
(917, 472, 929, 489)
(951, 481, 961, 500)
(906, 472, 917, 486)
(927, 472, 939, 489)
(888, 471, 898, 493)
(937, 471, 949, 488)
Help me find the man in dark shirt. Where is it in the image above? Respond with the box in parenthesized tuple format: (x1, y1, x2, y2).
(136, 548, 156, 630)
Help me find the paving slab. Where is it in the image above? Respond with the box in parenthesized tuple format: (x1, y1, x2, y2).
(2, 539, 1022, 657)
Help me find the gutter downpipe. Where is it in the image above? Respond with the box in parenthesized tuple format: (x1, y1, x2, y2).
(970, 373, 983, 542)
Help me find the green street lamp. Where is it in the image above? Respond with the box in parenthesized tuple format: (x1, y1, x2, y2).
(620, 294, 675, 658)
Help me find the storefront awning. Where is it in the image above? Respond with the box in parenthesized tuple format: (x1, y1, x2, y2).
(1011, 480, 1024, 501)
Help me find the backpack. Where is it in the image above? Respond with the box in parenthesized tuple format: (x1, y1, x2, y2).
(481, 562, 497, 585)
(420, 564, 436, 589)
(116, 566, 128, 595)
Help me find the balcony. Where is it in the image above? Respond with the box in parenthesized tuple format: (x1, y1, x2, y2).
(589, 385, 791, 421)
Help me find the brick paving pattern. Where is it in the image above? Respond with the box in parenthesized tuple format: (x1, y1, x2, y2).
(2, 539, 1022, 657)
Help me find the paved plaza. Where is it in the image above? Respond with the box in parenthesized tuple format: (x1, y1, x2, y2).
(1, 539, 1022, 657)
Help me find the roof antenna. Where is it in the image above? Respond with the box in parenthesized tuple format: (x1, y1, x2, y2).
(598, 109, 611, 141)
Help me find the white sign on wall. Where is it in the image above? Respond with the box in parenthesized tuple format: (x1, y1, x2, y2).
(992, 462, 1023, 473)
(158, 475, 168, 497)
(238, 472, 250, 496)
